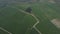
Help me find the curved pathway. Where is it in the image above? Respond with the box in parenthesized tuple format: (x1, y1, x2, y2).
(0, 27, 12, 34)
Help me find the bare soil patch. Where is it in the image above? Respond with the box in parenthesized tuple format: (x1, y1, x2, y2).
(51, 19, 60, 28)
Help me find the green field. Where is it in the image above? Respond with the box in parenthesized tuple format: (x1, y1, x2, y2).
(0, 3, 60, 34)
(32, 3, 60, 34)
(0, 7, 36, 34)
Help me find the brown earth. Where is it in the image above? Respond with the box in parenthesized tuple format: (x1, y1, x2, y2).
(51, 19, 60, 28)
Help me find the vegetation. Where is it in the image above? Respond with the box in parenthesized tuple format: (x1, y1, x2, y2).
(0, 7, 36, 34)
(32, 3, 60, 34)
(0, 1, 60, 34)
(14, 3, 60, 34)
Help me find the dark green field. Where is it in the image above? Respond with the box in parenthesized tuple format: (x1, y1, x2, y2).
(0, 7, 36, 34)
(32, 3, 60, 34)
(0, 3, 60, 34)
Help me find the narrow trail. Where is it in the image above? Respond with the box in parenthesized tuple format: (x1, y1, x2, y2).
(31, 14, 39, 27)
(12, 7, 42, 34)
(29, 14, 42, 34)
(0, 27, 12, 34)
(31, 14, 42, 34)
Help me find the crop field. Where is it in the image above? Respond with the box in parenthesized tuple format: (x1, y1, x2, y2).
(18, 3, 60, 34)
(32, 3, 60, 34)
(0, 3, 60, 34)
(0, 7, 36, 34)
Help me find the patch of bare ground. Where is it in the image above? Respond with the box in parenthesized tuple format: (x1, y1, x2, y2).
(51, 19, 60, 28)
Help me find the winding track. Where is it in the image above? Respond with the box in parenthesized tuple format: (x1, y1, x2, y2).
(0, 27, 12, 34)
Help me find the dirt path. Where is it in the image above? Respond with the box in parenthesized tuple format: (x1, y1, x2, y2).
(31, 14, 42, 34)
(12, 7, 42, 34)
(0, 27, 12, 34)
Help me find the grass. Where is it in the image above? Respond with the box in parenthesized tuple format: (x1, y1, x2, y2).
(14, 3, 60, 34)
(0, 7, 36, 34)
(10, 3, 31, 10)
(9, 3, 60, 34)
(25, 28, 39, 34)
(0, 29, 8, 34)
(32, 3, 60, 34)
(0, 3, 60, 34)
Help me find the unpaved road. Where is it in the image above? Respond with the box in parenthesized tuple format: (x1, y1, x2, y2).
(0, 27, 12, 34)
